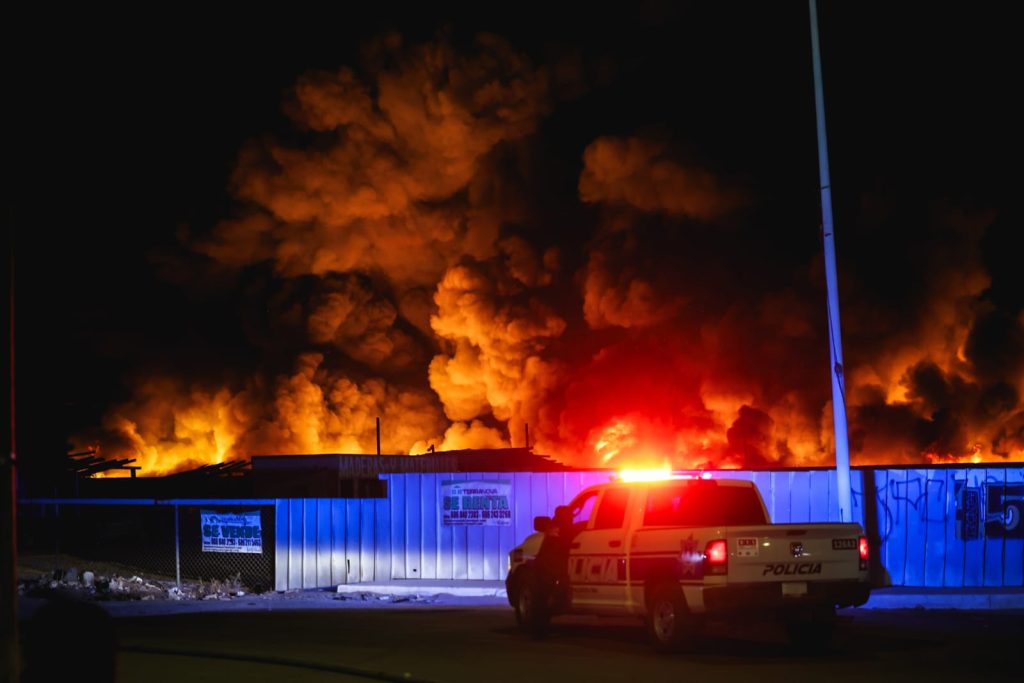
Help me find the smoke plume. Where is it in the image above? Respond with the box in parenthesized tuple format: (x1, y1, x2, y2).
(83, 36, 1022, 474)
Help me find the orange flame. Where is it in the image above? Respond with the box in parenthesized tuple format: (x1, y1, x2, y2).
(75, 40, 1023, 476)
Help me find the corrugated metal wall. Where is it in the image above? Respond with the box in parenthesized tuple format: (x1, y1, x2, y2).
(871, 467, 1024, 587)
(274, 466, 1024, 591)
(273, 468, 865, 590)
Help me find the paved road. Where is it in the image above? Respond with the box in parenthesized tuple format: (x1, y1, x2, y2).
(25, 602, 1024, 682)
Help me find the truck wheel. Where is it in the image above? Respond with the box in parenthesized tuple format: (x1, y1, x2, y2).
(514, 575, 550, 638)
(785, 605, 835, 653)
(646, 583, 693, 653)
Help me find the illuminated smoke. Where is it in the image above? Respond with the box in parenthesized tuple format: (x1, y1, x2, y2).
(581, 232, 687, 330)
(428, 242, 566, 450)
(579, 136, 743, 220)
(90, 34, 551, 473)
(306, 274, 423, 372)
(841, 207, 1024, 464)
(566, 149, 1023, 467)
(197, 34, 548, 287)
(85, 40, 1022, 474)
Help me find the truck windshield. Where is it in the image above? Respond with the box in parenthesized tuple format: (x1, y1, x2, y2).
(643, 482, 767, 527)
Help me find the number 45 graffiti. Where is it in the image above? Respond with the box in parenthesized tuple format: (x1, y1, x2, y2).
(955, 480, 1024, 540)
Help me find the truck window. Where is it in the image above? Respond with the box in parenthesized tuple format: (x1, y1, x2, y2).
(570, 491, 599, 531)
(643, 482, 767, 527)
(593, 487, 630, 530)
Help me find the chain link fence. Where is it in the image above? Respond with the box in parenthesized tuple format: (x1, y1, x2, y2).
(17, 501, 275, 592)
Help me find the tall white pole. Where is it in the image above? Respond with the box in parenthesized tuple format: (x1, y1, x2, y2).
(810, 0, 853, 522)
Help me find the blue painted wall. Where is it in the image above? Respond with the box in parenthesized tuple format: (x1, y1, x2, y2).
(273, 466, 1023, 590)
(871, 467, 1024, 587)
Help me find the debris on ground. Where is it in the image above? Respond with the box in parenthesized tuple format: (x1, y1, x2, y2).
(18, 565, 256, 604)
(333, 591, 438, 604)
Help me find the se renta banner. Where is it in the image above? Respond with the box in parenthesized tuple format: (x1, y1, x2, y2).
(201, 510, 263, 553)
(442, 480, 512, 526)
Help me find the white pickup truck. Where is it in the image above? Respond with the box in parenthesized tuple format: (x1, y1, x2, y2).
(505, 474, 870, 651)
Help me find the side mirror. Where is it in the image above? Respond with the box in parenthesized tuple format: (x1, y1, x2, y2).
(533, 516, 552, 532)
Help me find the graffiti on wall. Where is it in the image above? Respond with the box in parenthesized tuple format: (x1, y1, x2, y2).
(874, 474, 947, 545)
(955, 480, 1024, 540)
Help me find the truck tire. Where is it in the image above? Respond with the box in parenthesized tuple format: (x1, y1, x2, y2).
(513, 572, 550, 639)
(785, 605, 836, 653)
(646, 582, 694, 653)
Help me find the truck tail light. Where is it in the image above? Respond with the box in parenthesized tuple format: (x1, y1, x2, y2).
(704, 539, 728, 575)
(859, 535, 869, 570)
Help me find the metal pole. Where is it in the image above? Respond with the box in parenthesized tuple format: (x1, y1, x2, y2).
(375, 417, 381, 455)
(810, 0, 852, 522)
(174, 504, 181, 590)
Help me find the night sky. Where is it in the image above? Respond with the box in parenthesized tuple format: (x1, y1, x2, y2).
(9, 2, 1021, 476)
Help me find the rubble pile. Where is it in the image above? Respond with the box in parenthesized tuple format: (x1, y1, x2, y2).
(18, 566, 252, 602)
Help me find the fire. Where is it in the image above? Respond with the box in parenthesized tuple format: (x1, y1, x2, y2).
(587, 415, 730, 471)
(74, 36, 1023, 476)
(593, 419, 638, 464)
(924, 442, 1024, 465)
(88, 381, 248, 477)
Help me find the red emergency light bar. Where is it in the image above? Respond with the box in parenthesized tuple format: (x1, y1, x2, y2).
(613, 469, 713, 483)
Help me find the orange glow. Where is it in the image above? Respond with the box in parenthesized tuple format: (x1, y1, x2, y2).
(588, 414, 719, 469)
(923, 442, 1022, 465)
(72, 41, 1023, 476)
(618, 466, 674, 482)
(91, 383, 245, 476)
(593, 418, 639, 464)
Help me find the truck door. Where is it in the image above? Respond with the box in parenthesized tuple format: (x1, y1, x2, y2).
(565, 490, 599, 606)
(570, 487, 631, 613)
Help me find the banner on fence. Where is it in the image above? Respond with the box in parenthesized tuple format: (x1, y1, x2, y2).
(442, 480, 512, 526)
(201, 510, 263, 553)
